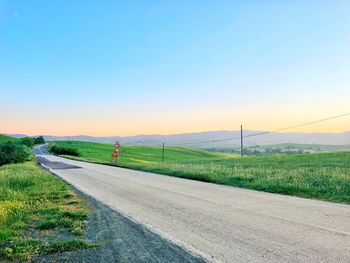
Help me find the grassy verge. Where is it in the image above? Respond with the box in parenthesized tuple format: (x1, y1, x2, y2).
(52, 141, 350, 204)
(0, 159, 93, 262)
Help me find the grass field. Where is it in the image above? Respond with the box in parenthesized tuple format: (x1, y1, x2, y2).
(271, 143, 350, 152)
(51, 141, 350, 204)
(52, 141, 233, 164)
(0, 135, 19, 144)
(0, 158, 92, 262)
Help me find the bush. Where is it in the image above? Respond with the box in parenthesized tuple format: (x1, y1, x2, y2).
(0, 142, 30, 166)
(34, 136, 45, 145)
(49, 145, 80, 156)
(20, 137, 35, 148)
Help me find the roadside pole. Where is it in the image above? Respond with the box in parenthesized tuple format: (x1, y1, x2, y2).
(162, 142, 165, 162)
(240, 125, 243, 157)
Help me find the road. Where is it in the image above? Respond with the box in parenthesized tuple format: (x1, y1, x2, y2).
(34, 145, 350, 263)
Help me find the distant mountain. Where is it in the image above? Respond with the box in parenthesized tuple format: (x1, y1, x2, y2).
(8, 134, 28, 138)
(6, 130, 350, 148)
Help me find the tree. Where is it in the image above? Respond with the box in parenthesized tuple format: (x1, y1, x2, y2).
(0, 142, 29, 166)
(34, 136, 45, 144)
(20, 137, 35, 147)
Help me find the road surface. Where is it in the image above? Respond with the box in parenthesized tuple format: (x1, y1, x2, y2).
(34, 145, 350, 263)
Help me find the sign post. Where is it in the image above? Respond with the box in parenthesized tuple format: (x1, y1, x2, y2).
(111, 140, 120, 165)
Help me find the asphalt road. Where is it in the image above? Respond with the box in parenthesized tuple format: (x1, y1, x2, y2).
(34, 145, 350, 263)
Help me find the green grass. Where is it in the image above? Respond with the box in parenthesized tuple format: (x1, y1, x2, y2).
(0, 159, 92, 262)
(52, 141, 350, 204)
(0, 134, 19, 144)
(52, 141, 233, 164)
(251, 143, 350, 153)
(1, 238, 95, 261)
(43, 238, 95, 253)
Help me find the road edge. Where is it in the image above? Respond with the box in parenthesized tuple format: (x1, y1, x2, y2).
(35, 158, 216, 263)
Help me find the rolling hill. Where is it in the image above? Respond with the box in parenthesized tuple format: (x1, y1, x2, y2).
(7, 130, 350, 148)
(0, 134, 18, 144)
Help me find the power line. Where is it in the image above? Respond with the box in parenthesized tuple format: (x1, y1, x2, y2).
(263, 112, 350, 133)
(244, 112, 350, 139)
(181, 112, 350, 146)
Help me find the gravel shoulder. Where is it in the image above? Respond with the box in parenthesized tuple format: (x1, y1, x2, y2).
(33, 183, 204, 263)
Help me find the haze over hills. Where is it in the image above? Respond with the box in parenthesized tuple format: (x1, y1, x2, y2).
(7, 130, 350, 148)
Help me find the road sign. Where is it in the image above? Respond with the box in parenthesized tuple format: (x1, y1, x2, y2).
(111, 140, 120, 165)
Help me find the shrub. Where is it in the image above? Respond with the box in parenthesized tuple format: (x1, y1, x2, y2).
(0, 142, 29, 166)
(49, 145, 80, 156)
(34, 136, 45, 145)
(20, 137, 35, 147)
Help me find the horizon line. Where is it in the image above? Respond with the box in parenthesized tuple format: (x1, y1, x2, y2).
(3, 129, 350, 138)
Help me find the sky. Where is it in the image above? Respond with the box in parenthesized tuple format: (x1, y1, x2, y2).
(1, 1, 350, 136)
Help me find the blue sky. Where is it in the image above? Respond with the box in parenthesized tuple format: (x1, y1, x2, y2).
(1, 1, 350, 135)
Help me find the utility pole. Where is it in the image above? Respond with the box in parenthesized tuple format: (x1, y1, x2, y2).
(240, 125, 243, 157)
(162, 142, 165, 162)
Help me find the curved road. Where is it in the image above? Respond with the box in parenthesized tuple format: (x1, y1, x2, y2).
(34, 145, 350, 263)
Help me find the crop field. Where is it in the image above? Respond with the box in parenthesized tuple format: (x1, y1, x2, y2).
(0, 155, 92, 261)
(51, 141, 350, 203)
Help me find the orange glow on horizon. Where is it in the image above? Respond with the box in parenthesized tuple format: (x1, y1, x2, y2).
(1, 116, 349, 137)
